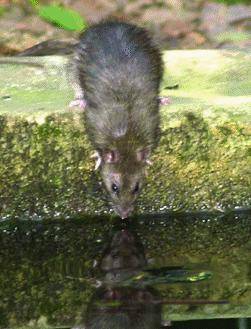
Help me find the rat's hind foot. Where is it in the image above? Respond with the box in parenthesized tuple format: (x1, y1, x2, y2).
(158, 96, 171, 106)
(69, 98, 87, 110)
(90, 151, 102, 170)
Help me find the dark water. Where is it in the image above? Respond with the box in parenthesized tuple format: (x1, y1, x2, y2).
(0, 210, 250, 328)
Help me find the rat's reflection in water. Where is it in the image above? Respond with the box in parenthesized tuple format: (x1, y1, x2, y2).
(84, 229, 163, 329)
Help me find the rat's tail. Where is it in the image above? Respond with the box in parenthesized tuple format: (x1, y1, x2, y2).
(17, 39, 78, 57)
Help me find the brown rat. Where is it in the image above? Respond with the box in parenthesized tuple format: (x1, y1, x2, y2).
(74, 21, 164, 218)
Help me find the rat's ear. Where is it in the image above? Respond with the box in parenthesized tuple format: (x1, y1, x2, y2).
(137, 148, 152, 165)
(103, 150, 120, 164)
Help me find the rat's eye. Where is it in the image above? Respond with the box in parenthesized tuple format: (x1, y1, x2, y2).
(132, 182, 140, 194)
(111, 183, 119, 193)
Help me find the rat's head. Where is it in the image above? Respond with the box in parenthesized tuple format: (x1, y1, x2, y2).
(98, 149, 151, 219)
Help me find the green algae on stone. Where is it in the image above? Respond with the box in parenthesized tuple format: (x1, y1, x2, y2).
(143, 111, 250, 211)
(0, 114, 109, 220)
(0, 50, 250, 219)
(0, 56, 72, 118)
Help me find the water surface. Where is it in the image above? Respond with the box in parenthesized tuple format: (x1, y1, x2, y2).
(0, 210, 250, 328)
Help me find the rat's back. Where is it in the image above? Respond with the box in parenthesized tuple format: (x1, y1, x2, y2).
(75, 21, 163, 149)
(76, 21, 162, 89)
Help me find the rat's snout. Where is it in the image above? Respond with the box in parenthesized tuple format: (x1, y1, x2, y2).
(118, 208, 132, 219)
(115, 205, 134, 219)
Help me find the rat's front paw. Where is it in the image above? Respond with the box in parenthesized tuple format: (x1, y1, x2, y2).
(158, 96, 171, 106)
(90, 151, 102, 170)
(69, 98, 87, 110)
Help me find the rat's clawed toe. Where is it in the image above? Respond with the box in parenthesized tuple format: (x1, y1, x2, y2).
(90, 151, 102, 170)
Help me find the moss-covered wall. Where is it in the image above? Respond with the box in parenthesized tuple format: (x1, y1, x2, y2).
(0, 51, 250, 219)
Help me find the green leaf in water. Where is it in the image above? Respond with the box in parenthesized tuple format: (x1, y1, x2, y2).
(38, 5, 87, 31)
(123, 269, 212, 288)
(187, 271, 212, 282)
(96, 300, 121, 308)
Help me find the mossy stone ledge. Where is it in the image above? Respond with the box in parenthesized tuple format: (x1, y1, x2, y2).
(0, 50, 250, 220)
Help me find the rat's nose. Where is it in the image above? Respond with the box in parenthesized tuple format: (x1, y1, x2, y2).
(116, 206, 133, 219)
(120, 209, 130, 219)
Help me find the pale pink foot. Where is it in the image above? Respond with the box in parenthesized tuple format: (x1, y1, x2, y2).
(69, 98, 87, 109)
(158, 96, 171, 105)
